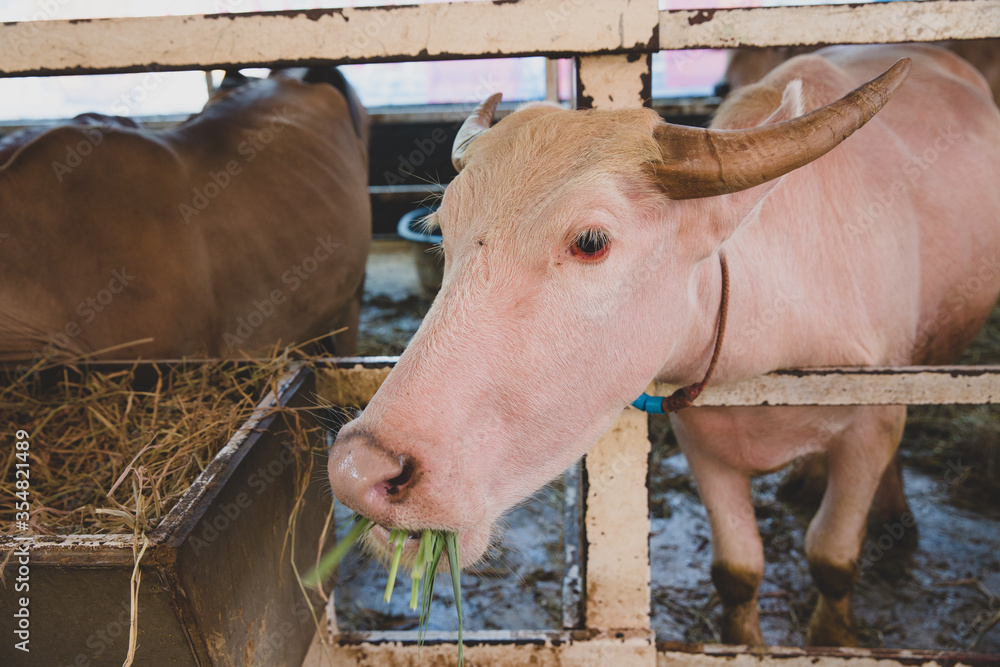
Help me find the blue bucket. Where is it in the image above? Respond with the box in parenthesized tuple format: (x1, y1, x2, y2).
(397, 206, 443, 293)
(397, 206, 441, 244)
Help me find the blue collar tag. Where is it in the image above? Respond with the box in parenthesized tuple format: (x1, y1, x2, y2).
(631, 393, 664, 414)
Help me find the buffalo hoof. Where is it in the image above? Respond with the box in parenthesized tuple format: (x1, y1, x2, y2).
(719, 600, 765, 645)
(806, 595, 858, 647)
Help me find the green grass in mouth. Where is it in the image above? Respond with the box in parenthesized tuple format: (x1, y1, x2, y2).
(305, 516, 465, 666)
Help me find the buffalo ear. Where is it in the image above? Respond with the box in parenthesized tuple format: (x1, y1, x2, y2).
(763, 78, 807, 124)
(679, 78, 812, 254)
(718, 78, 810, 237)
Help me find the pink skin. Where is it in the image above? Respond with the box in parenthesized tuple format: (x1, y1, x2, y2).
(328, 43, 1000, 582)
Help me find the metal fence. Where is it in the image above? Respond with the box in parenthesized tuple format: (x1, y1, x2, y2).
(5, 1, 1000, 664)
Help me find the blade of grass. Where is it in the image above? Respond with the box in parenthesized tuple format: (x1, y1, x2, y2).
(445, 533, 463, 667)
(384, 530, 405, 603)
(303, 516, 373, 588)
(418, 532, 445, 647)
(410, 531, 429, 611)
(416, 532, 434, 657)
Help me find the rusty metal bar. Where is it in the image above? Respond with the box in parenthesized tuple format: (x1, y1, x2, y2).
(309, 631, 995, 665)
(312, 629, 656, 666)
(0, 0, 658, 78)
(656, 642, 1000, 666)
(318, 362, 1000, 407)
(660, 0, 1000, 50)
(652, 366, 1000, 407)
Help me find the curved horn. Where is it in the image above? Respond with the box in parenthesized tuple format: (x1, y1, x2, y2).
(452, 93, 502, 172)
(655, 58, 911, 199)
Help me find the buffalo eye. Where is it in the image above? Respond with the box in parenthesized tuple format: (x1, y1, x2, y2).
(570, 228, 610, 261)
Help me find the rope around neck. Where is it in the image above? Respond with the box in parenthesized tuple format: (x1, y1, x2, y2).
(632, 253, 729, 414)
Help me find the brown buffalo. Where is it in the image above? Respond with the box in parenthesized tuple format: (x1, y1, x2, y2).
(0, 68, 370, 364)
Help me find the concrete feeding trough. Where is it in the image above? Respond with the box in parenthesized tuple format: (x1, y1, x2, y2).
(397, 206, 444, 295)
(0, 362, 333, 667)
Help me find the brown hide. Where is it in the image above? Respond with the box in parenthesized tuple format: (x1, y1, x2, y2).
(0, 72, 370, 362)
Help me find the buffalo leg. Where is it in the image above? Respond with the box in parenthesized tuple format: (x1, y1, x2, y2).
(804, 405, 906, 646)
(682, 442, 765, 644)
(778, 451, 914, 545)
(776, 452, 828, 506)
(868, 453, 916, 545)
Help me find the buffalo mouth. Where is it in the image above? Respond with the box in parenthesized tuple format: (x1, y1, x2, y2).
(360, 522, 453, 573)
(353, 518, 492, 571)
(370, 522, 423, 543)
(363, 521, 440, 557)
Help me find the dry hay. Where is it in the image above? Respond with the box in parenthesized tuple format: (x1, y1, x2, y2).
(0, 355, 315, 536)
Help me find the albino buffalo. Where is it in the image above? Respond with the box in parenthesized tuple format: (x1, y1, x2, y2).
(328, 44, 1000, 645)
(0, 68, 370, 364)
(724, 39, 1000, 525)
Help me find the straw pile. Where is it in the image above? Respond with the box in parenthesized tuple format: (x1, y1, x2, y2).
(0, 357, 307, 536)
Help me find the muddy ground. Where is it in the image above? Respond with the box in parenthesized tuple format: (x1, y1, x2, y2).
(333, 241, 1000, 651)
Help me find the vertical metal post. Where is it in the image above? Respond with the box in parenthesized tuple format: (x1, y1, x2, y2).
(581, 409, 652, 631)
(575, 54, 654, 640)
(576, 53, 652, 111)
(562, 461, 584, 630)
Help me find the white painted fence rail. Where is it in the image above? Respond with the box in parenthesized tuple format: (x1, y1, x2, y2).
(660, 0, 1000, 49)
(322, 361, 1000, 407)
(0, 0, 657, 76)
(3, 0, 1000, 77)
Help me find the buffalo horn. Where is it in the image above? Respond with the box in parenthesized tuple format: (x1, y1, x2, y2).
(654, 58, 911, 199)
(452, 93, 502, 172)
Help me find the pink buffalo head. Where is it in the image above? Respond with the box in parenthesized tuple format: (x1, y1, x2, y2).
(328, 59, 911, 566)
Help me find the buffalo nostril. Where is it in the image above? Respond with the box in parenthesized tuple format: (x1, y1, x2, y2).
(381, 459, 416, 497)
(328, 429, 420, 511)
